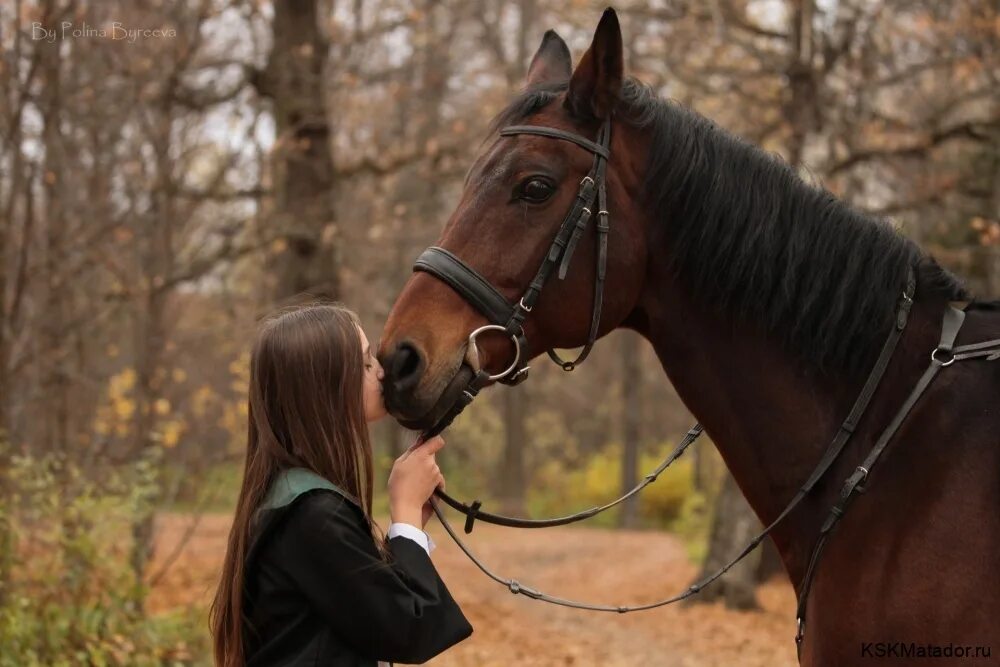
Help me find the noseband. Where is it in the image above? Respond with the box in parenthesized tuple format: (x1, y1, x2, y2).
(412, 117, 612, 437)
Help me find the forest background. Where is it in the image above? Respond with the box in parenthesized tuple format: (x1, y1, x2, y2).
(0, 0, 997, 664)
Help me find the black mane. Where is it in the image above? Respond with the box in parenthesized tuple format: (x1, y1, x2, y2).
(490, 78, 969, 373)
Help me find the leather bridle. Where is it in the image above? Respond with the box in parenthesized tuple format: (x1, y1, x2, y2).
(412, 117, 612, 439)
(402, 116, 1000, 659)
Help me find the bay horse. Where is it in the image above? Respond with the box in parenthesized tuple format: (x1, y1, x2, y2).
(377, 8, 999, 665)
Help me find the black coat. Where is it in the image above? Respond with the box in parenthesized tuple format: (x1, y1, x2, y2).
(242, 471, 473, 666)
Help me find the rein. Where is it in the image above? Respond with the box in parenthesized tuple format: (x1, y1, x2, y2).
(406, 118, 1000, 657)
(423, 270, 916, 613)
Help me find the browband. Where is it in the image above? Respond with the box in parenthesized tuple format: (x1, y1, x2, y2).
(500, 125, 611, 159)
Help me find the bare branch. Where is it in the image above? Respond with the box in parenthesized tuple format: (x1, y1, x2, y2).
(830, 120, 1000, 175)
(334, 143, 465, 178)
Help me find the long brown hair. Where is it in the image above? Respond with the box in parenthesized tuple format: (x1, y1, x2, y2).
(209, 303, 388, 667)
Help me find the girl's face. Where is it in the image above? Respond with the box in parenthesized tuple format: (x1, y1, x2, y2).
(359, 327, 387, 423)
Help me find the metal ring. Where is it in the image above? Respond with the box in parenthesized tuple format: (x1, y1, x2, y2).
(468, 324, 522, 381)
(931, 348, 955, 366)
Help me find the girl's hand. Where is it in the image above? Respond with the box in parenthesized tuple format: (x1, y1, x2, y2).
(388, 436, 445, 527)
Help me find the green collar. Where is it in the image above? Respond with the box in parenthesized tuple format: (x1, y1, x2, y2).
(260, 467, 361, 512)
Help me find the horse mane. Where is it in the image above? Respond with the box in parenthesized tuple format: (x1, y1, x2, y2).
(489, 78, 969, 373)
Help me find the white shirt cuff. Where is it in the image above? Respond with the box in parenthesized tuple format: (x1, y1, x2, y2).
(388, 522, 435, 555)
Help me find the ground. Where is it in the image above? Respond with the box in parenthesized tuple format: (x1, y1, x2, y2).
(149, 512, 798, 666)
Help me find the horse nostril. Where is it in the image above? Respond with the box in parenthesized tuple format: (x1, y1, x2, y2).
(389, 341, 425, 392)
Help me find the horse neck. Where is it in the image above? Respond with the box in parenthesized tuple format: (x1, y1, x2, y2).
(629, 274, 858, 581)
(632, 258, 964, 590)
(654, 272, 851, 469)
(608, 108, 947, 583)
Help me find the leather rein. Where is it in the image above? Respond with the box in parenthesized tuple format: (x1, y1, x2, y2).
(406, 118, 1000, 657)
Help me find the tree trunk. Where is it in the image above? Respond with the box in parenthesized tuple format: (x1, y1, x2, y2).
(498, 387, 528, 515)
(0, 204, 8, 609)
(691, 439, 709, 492)
(784, 0, 817, 168)
(687, 471, 761, 610)
(619, 331, 641, 528)
(260, 0, 338, 303)
(0, 113, 10, 615)
(756, 537, 786, 582)
(494, 0, 536, 516)
(40, 22, 69, 459)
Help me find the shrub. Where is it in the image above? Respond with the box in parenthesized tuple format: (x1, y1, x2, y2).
(528, 440, 706, 531)
(0, 443, 209, 666)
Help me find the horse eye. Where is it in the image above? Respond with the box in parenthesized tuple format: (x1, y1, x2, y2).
(519, 178, 555, 203)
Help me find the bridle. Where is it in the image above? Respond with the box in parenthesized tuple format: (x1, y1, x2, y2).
(412, 116, 613, 438)
(403, 116, 1000, 659)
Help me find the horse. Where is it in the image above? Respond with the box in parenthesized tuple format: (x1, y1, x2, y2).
(377, 8, 999, 665)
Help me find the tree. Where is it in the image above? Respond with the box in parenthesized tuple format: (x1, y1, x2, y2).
(256, 0, 339, 303)
(619, 331, 641, 528)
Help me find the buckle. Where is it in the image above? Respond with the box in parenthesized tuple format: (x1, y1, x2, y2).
(497, 365, 530, 386)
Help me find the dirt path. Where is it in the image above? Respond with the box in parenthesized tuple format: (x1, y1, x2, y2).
(150, 513, 797, 666)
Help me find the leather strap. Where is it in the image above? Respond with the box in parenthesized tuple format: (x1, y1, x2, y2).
(799, 269, 916, 495)
(419, 369, 492, 440)
(414, 247, 515, 326)
(557, 121, 609, 280)
(500, 125, 610, 159)
(548, 120, 611, 371)
(795, 304, 967, 657)
(950, 337, 1000, 361)
(432, 424, 704, 530)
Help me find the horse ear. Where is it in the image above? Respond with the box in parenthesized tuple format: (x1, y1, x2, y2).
(564, 8, 623, 120)
(526, 30, 572, 87)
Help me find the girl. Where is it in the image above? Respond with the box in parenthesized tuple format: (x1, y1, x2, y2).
(210, 304, 473, 666)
